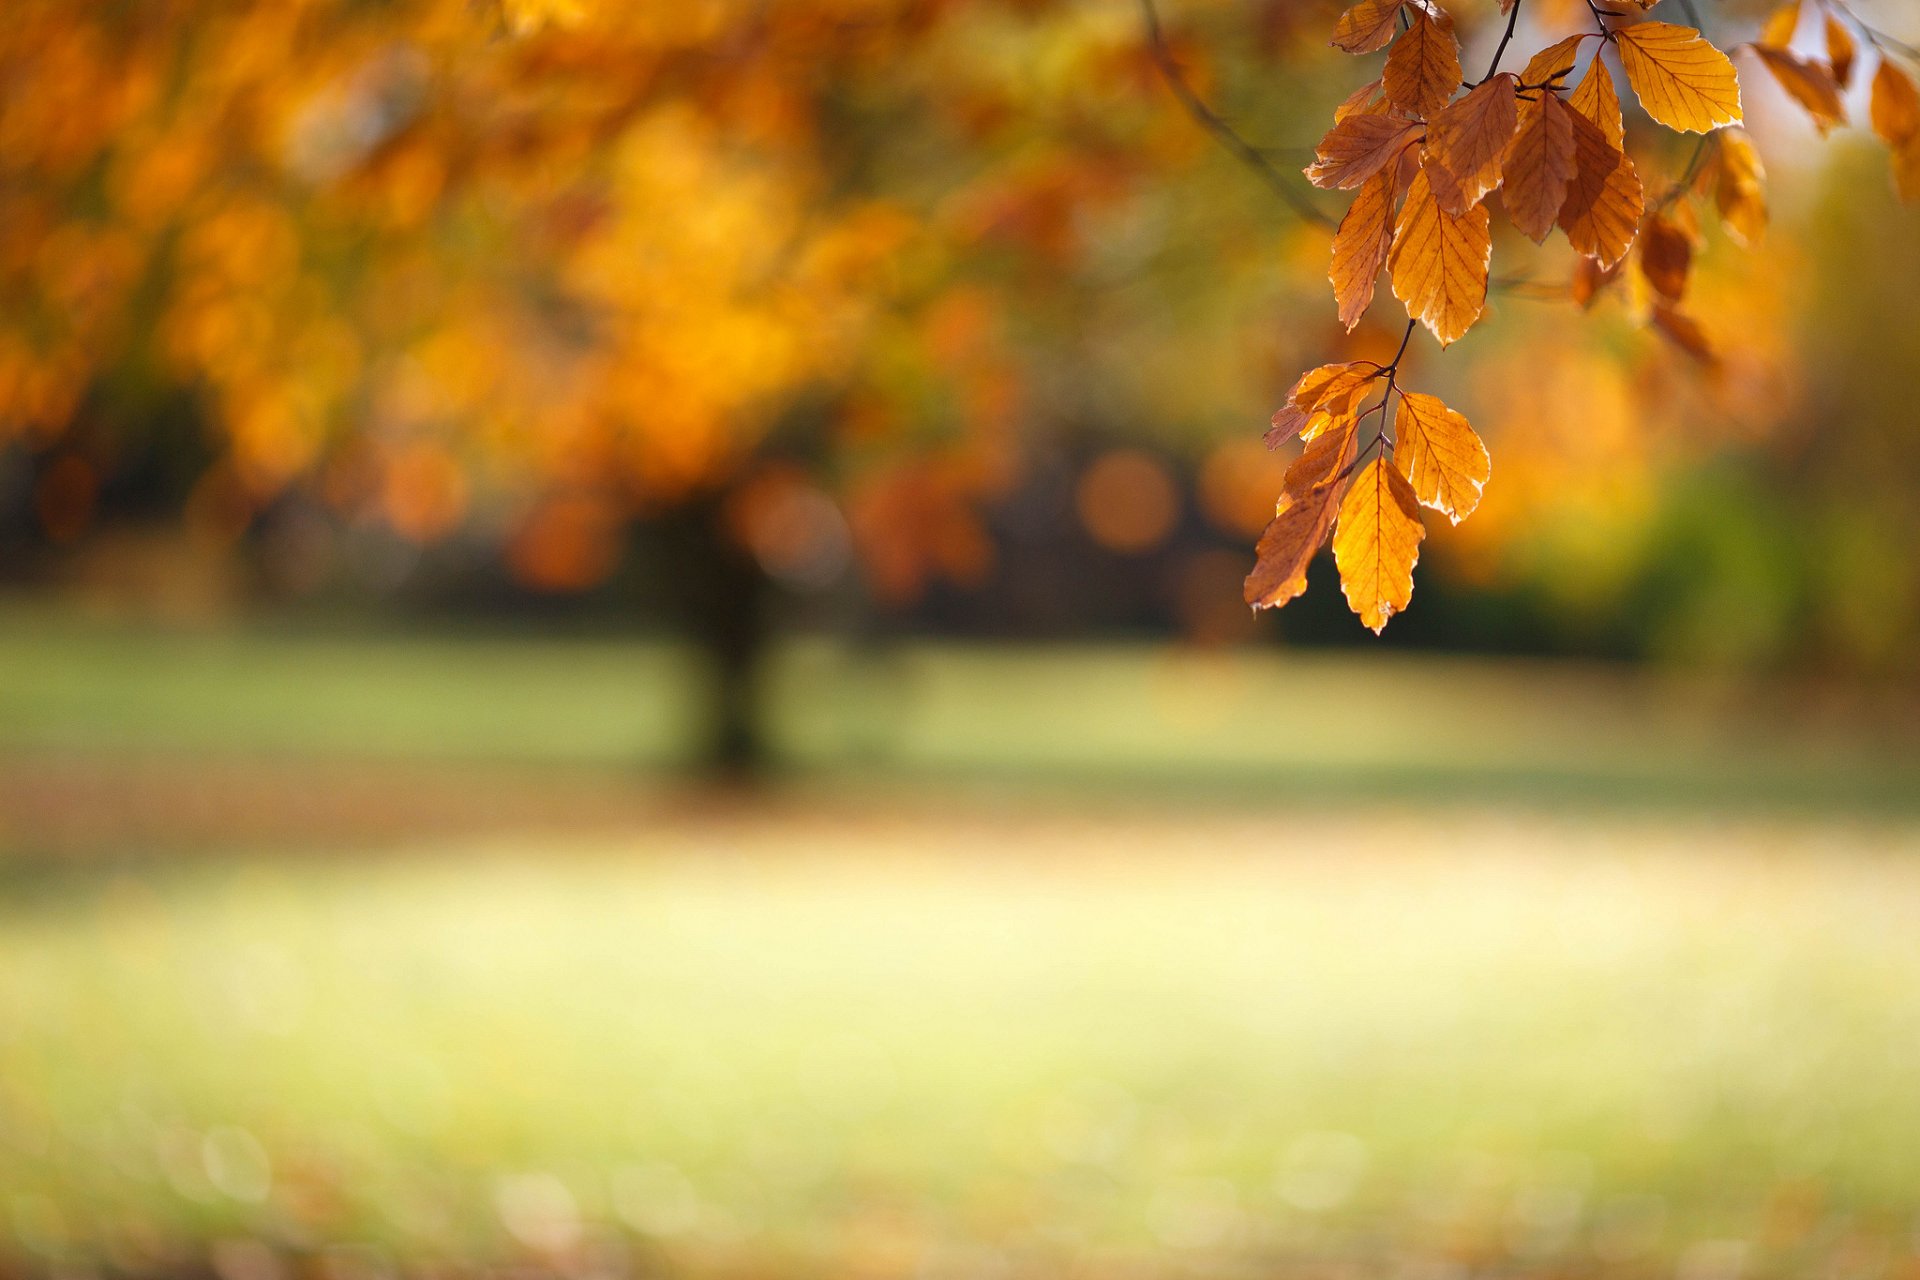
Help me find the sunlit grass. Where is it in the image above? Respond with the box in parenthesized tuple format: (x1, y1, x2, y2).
(5, 813, 1920, 1278)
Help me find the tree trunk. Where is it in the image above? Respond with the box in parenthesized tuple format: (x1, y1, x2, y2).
(661, 495, 773, 779)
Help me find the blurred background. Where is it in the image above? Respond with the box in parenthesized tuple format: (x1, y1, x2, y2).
(4, 0, 1920, 1277)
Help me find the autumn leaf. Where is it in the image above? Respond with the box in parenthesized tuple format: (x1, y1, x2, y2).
(1424, 74, 1519, 215)
(1759, 0, 1801, 49)
(1715, 127, 1767, 247)
(1871, 60, 1920, 148)
(1244, 417, 1361, 609)
(1752, 46, 1845, 134)
(1333, 455, 1425, 632)
(1503, 91, 1578, 242)
(1383, 7, 1462, 119)
(1390, 166, 1490, 346)
(1394, 392, 1488, 522)
(1330, 170, 1399, 330)
(1334, 78, 1386, 121)
(1558, 108, 1643, 269)
(1615, 22, 1744, 133)
(1826, 15, 1857, 88)
(1522, 35, 1590, 89)
(1307, 114, 1425, 190)
(1638, 209, 1693, 302)
(1568, 56, 1626, 148)
(1331, 0, 1405, 55)
(1266, 363, 1376, 447)
(1651, 302, 1719, 367)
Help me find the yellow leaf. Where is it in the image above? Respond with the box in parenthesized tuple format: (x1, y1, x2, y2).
(1307, 114, 1425, 191)
(1244, 418, 1360, 610)
(1331, 0, 1405, 54)
(1424, 74, 1519, 215)
(1383, 7, 1462, 120)
(1330, 170, 1399, 331)
(1558, 108, 1643, 269)
(1568, 56, 1626, 148)
(1333, 456, 1425, 633)
(1394, 392, 1488, 522)
(1714, 126, 1767, 247)
(1503, 91, 1578, 242)
(1759, 0, 1801, 49)
(1871, 60, 1920, 149)
(1614, 22, 1743, 133)
(1753, 46, 1845, 133)
(1390, 165, 1490, 347)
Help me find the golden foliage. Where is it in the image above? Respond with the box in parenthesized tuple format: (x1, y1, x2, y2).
(1333, 456, 1425, 633)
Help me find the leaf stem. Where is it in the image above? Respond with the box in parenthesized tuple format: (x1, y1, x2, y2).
(1138, 0, 1338, 229)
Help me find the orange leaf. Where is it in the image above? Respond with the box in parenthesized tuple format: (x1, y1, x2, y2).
(1615, 22, 1743, 133)
(1503, 90, 1578, 242)
(1826, 15, 1857, 88)
(1266, 364, 1377, 447)
(1307, 114, 1425, 190)
(1871, 60, 1920, 148)
(1244, 418, 1361, 609)
(1714, 127, 1767, 247)
(1331, 0, 1406, 55)
(1558, 108, 1643, 269)
(1393, 392, 1488, 522)
(1424, 74, 1519, 215)
(1752, 46, 1845, 133)
(1383, 7, 1462, 120)
(1330, 170, 1400, 331)
(1390, 165, 1491, 347)
(1333, 456, 1425, 632)
(1759, 0, 1802, 49)
(1568, 56, 1626, 148)
(1522, 35, 1589, 89)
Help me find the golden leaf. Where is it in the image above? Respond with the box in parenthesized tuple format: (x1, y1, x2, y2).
(1244, 418, 1360, 609)
(1568, 56, 1626, 148)
(1759, 0, 1802, 49)
(1424, 74, 1519, 215)
(1331, 0, 1406, 55)
(1394, 391, 1488, 522)
(1558, 108, 1643, 269)
(1614, 22, 1743, 134)
(1307, 114, 1425, 190)
(1390, 165, 1490, 347)
(1330, 170, 1399, 331)
(1714, 127, 1767, 247)
(1266, 364, 1377, 447)
(1333, 455, 1425, 632)
(1383, 8, 1462, 120)
(1522, 35, 1590, 89)
(1753, 47, 1845, 134)
(1503, 91, 1578, 242)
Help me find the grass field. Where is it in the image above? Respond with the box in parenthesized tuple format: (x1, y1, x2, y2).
(2, 614, 1919, 1279)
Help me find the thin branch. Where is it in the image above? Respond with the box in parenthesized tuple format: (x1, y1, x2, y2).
(1480, 0, 1525, 84)
(1139, 0, 1338, 230)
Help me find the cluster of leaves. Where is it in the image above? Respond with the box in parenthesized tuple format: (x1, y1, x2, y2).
(1245, 0, 1920, 632)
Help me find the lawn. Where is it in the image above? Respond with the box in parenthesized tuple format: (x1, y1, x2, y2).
(2, 614, 1919, 1278)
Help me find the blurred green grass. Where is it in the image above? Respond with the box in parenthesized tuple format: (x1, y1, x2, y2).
(5, 822, 1920, 1278)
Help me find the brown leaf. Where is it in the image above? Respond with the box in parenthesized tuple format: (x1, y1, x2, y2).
(1826, 14, 1857, 88)
(1330, 170, 1399, 330)
(1333, 455, 1425, 632)
(1244, 418, 1361, 609)
(1714, 127, 1767, 247)
(1307, 114, 1425, 190)
(1638, 209, 1693, 302)
(1333, 78, 1386, 121)
(1651, 302, 1719, 367)
(1615, 22, 1744, 133)
(1424, 74, 1520, 215)
(1331, 0, 1406, 55)
(1503, 90, 1578, 242)
(1390, 165, 1491, 346)
(1558, 107, 1643, 269)
(1383, 7, 1462, 120)
(1394, 392, 1489, 522)
(1753, 46, 1845, 133)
